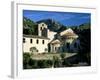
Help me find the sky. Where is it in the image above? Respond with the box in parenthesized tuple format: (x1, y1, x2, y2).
(23, 10, 91, 26)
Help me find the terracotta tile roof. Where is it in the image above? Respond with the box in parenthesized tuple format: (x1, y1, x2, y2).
(60, 28, 78, 38)
(23, 35, 50, 40)
(50, 39, 61, 44)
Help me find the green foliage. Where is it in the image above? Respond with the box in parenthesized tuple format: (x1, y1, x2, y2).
(29, 59, 38, 68)
(38, 60, 46, 68)
(23, 53, 53, 69)
(53, 56, 62, 68)
(60, 53, 66, 59)
(79, 23, 90, 30)
(23, 53, 81, 69)
(23, 17, 38, 35)
(23, 53, 30, 62)
(62, 59, 73, 67)
(28, 59, 53, 69)
(23, 53, 31, 69)
(77, 25, 91, 65)
(36, 60, 53, 68)
(23, 17, 67, 33)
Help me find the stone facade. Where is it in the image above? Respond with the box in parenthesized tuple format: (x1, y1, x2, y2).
(23, 22, 80, 54)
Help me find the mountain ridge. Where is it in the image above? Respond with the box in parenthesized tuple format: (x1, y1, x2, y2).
(23, 17, 90, 35)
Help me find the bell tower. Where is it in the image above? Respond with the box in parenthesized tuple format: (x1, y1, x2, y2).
(38, 22, 48, 37)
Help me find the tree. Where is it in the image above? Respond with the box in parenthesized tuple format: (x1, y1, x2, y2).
(23, 17, 38, 35)
(78, 28, 91, 65)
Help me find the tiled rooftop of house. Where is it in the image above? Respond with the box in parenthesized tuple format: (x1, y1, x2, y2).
(23, 35, 50, 40)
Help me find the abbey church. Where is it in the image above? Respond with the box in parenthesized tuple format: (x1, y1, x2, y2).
(23, 22, 80, 54)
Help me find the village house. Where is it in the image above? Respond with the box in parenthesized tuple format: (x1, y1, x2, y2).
(23, 22, 80, 54)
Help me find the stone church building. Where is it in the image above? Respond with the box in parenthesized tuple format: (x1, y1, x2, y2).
(23, 22, 80, 54)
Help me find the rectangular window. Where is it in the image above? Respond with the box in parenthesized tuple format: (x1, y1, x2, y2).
(36, 39, 39, 44)
(30, 39, 32, 43)
(42, 40, 45, 44)
(23, 38, 25, 43)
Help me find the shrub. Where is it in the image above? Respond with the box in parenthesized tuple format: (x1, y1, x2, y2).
(37, 60, 53, 68)
(53, 56, 62, 68)
(23, 53, 65, 69)
(37, 60, 44, 68)
(30, 60, 38, 68)
(23, 53, 31, 69)
(45, 60, 53, 67)
(62, 60, 72, 67)
(60, 53, 66, 59)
